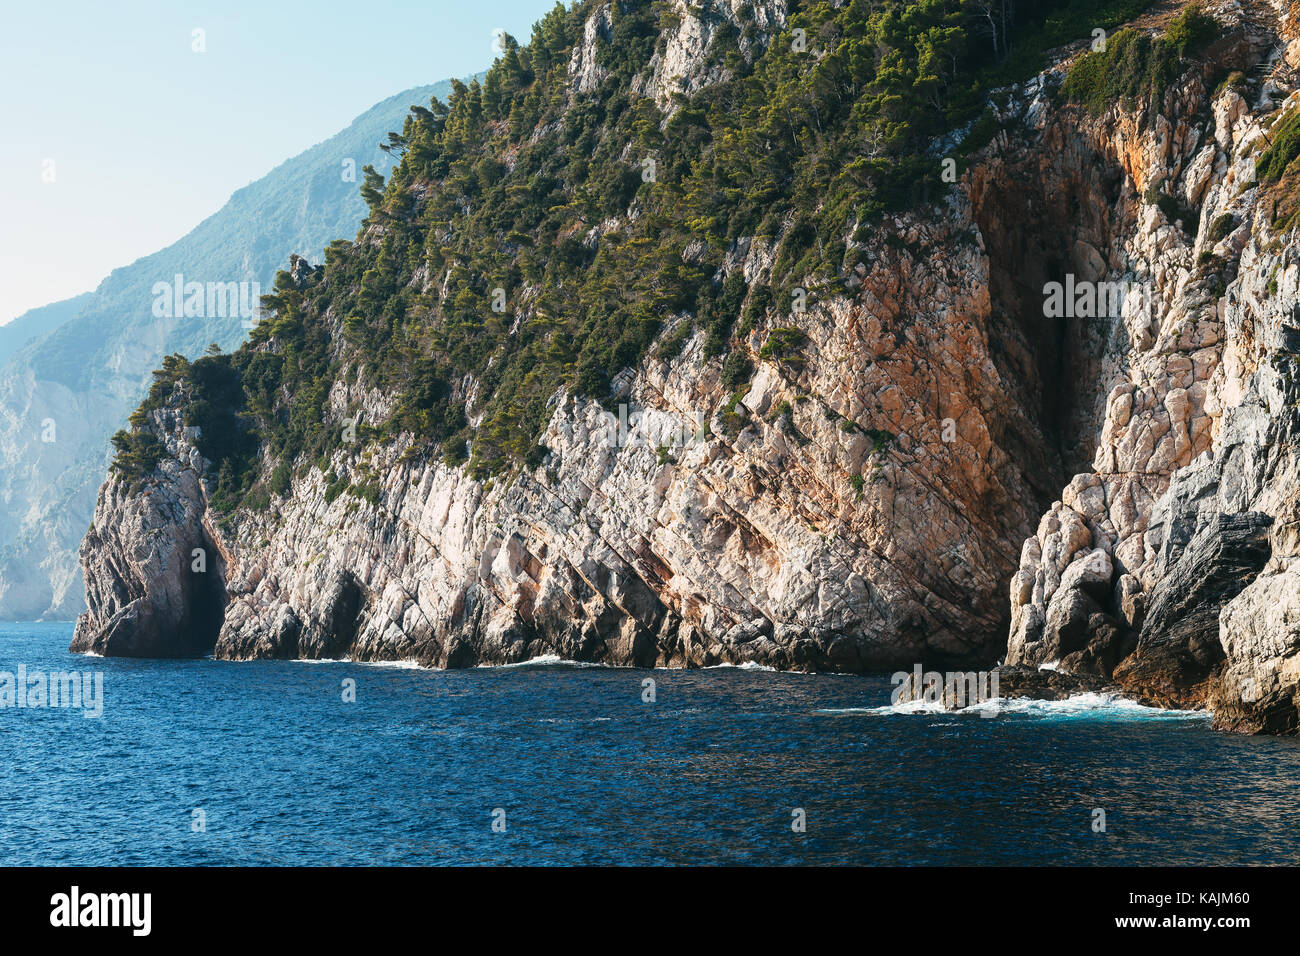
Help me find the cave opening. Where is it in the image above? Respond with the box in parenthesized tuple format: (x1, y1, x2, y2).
(972, 149, 1126, 516)
(184, 530, 228, 657)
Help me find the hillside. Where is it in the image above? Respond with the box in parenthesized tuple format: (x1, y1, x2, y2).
(0, 295, 93, 369)
(0, 79, 460, 620)
(70, 0, 1300, 733)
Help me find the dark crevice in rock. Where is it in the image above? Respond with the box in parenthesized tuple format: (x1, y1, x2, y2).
(972, 135, 1128, 496)
(185, 529, 227, 657)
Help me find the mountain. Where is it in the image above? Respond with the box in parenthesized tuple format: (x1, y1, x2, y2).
(0, 78, 463, 620)
(0, 295, 93, 369)
(70, 0, 1300, 734)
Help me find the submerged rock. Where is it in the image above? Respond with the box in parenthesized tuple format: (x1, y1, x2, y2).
(994, 665, 1119, 702)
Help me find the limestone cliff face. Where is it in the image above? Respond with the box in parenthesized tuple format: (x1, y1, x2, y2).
(72, 0, 1300, 733)
(73, 406, 228, 658)
(636, 0, 786, 109)
(1004, 0, 1300, 733)
(73, 202, 1054, 670)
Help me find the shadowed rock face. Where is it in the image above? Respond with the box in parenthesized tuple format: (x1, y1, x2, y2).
(1115, 511, 1273, 708)
(68, 1, 1300, 733)
(71, 429, 228, 659)
(1002, 1, 1300, 733)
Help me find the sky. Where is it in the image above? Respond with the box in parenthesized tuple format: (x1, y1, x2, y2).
(0, 0, 562, 325)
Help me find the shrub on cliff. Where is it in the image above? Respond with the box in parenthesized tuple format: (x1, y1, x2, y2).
(1257, 108, 1300, 183)
(115, 0, 1194, 503)
(1061, 4, 1218, 116)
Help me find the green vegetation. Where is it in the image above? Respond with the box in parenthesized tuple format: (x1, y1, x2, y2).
(957, 108, 1001, 157)
(982, 0, 1152, 84)
(720, 351, 754, 390)
(867, 428, 897, 453)
(323, 471, 348, 503)
(719, 384, 752, 438)
(759, 327, 807, 365)
(1207, 213, 1236, 243)
(1143, 179, 1200, 234)
(1214, 70, 1247, 97)
(1061, 4, 1218, 116)
(113, 0, 1209, 503)
(1257, 108, 1300, 183)
(1257, 108, 1300, 234)
(109, 354, 190, 489)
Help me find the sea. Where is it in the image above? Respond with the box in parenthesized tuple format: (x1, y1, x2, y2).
(3, 620, 1300, 866)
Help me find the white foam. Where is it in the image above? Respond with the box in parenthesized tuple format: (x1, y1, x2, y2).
(650, 660, 824, 673)
(274, 656, 424, 669)
(818, 691, 1206, 720)
(479, 654, 613, 669)
(347, 658, 425, 669)
(701, 660, 780, 672)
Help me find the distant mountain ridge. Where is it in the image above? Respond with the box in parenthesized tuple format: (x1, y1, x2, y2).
(0, 77, 465, 620)
(0, 295, 93, 370)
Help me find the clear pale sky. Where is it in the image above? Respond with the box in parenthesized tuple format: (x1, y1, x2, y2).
(0, 0, 562, 325)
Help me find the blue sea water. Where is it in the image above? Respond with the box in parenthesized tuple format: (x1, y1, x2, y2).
(2, 620, 1300, 866)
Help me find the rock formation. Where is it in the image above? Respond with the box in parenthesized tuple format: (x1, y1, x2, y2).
(0, 81, 456, 622)
(1005, 0, 1300, 733)
(72, 0, 1300, 734)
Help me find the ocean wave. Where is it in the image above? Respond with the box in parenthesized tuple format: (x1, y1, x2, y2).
(347, 658, 426, 669)
(479, 654, 614, 669)
(272, 656, 427, 669)
(817, 692, 1206, 720)
(245, 654, 602, 670)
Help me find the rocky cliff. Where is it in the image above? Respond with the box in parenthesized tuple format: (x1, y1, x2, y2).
(0, 81, 455, 621)
(1003, 0, 1300, 733)
(72, 0, 1300, 733)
